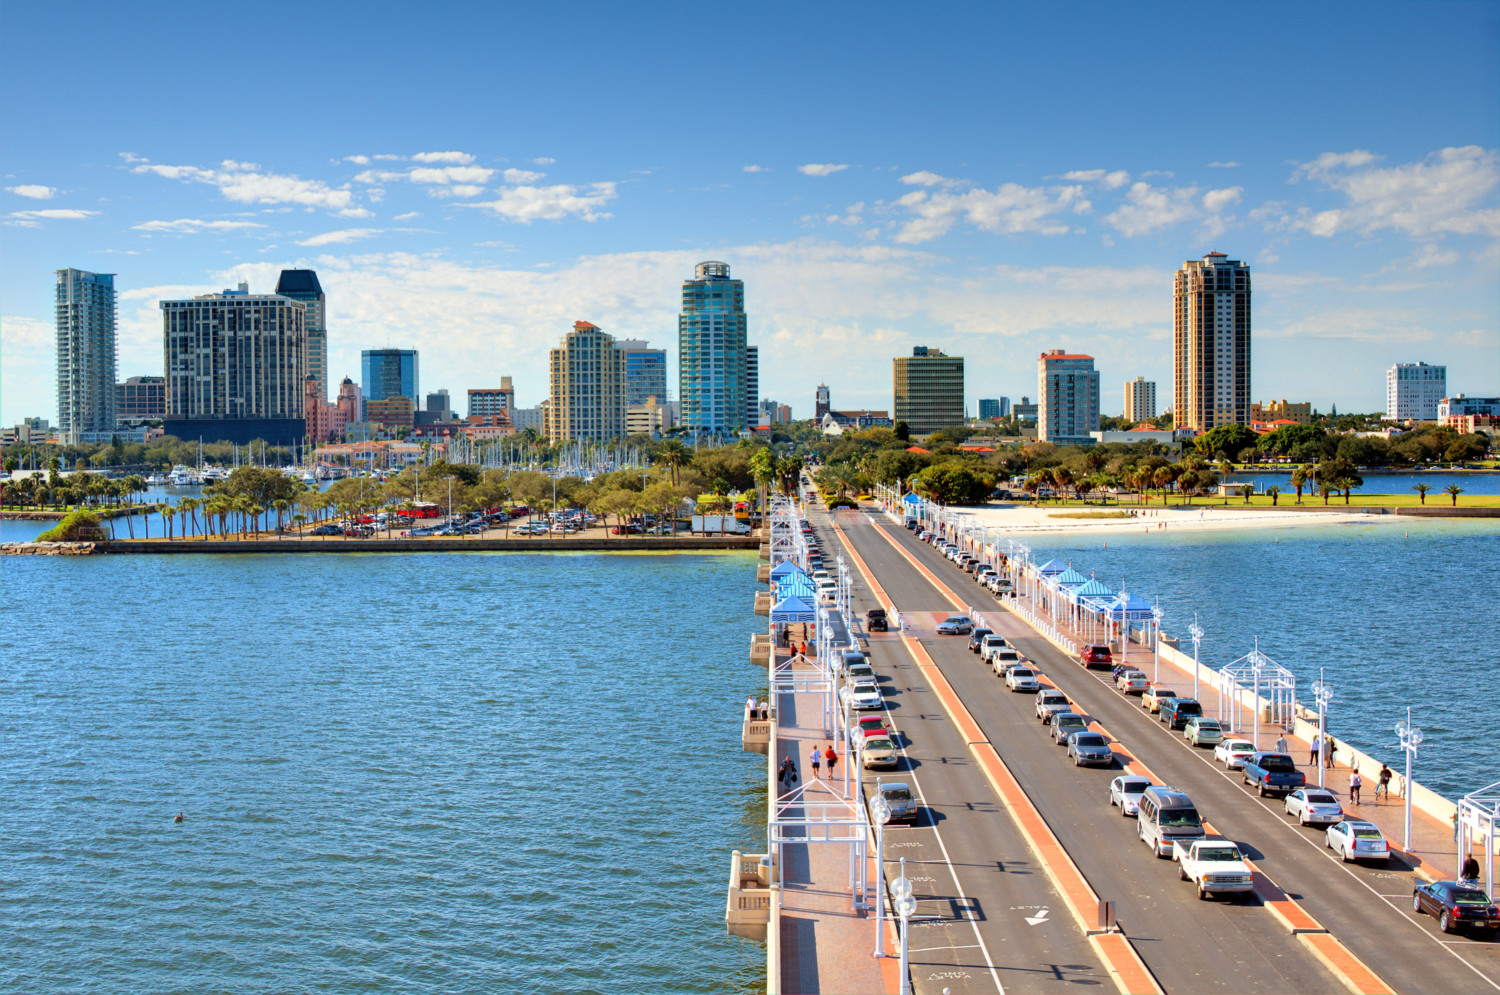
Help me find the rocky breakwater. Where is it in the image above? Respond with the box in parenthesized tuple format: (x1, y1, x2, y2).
(1, 541, 101, 555)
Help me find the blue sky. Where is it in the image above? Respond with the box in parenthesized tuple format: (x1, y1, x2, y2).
(3, 1, 1497, 425)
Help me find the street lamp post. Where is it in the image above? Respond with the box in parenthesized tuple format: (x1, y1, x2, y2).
(1189, 616, 1204, 704)
(1396, 707, 1424, 851)
(1312, 672, 1333, 790)
(871, 789, 891, 957)
(893, 857, 917, 995)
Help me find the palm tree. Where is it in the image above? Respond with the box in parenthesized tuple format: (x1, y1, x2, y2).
(1177, 469, 1199, 505)
(655, 439, 692, 487)
(1050, 466, 1074, 503)
(1318, 480, 1334, 505)
(1444, 484, 1463, 506)
(1152, 466, 1174, 505)
(1291, 465, 1310, 505)
(1412, 483, 1430, 505)
(1265, 485, 1281, 507)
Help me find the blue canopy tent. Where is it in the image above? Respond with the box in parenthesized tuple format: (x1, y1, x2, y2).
(1036, 558, 1069, 576)
(1070, 578, 1116, 642)
(1044, 567, 1088, 617)
(770, 596, 818, 625)
(769, 560, 809, 583)
(775, 575, 818, 600)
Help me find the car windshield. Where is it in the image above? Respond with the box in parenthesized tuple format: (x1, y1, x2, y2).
(1199, 847, 1242, 862)
(1153, 690, 1176, 698)
(866, 738, 895, 750)
(1195, 720, 1221, 729)
(1042, 693, 1066, 704)
(1012, 669, 1034, 678)
(1073, 734, 1106, 746)
(1305, 792, 1337, 804)
(1453, 889, 1492, 905)
(1121, 782, 1149, 795)
(883, 788, 912, 802)
(1160, 807, 1202, 828)
(1058, 717, 1085, 728)
(1353, 829, 1385, 840)
(1259, 756, 1297, 771)
(943, 617, 969, 624)
(1226, 742, 1253, 752)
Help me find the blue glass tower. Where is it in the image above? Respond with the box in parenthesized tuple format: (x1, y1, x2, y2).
(678, 261, 749, 433)
(360, 348, 419, 420)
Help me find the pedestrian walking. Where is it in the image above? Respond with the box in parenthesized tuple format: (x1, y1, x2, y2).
(1349, 770, 1362, 804)
(825, 744, 838, 776)
(777, 757, 798, 794)
(1275, 733, 1289, 754)
(1323, 736, 1335, 768)
(1377, 763, 1392, 800)
(1309, 734, 1322, 767)
(809, 745, 821, 778)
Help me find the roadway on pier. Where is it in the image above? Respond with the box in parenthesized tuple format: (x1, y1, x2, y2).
(832, 506, 1500, 995)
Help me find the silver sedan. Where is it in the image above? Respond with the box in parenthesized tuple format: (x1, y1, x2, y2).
(1109, 775, 1153, 817)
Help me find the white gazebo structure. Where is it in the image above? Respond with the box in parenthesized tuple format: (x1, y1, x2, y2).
(1458, 781, 1500, 897)
(1217, 644, 1297, 749)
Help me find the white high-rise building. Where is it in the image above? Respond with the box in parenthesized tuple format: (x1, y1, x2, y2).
(1174, 252, 1251, 432)
(55, 268, 118, 442)
(546, 321, 625, 442)
(1386, 363, 1446, 422)
(678, 261, 750, 433)
(1124, 377, 1157, 422)
(1037, 350, 1099, 444)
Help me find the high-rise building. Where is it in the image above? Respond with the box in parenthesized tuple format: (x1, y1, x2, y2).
(55, 268, 118, 442)
(893, 346, 964, 436)
(746, 345, 759, 428)
(366, 396, 415, 433)
(1038, 350, 1100, 444)
(275, 270, 327, 404)
(678, 261, 750, 433)
(546, 321, 625, 443)
(978, 399, 1001, 420)
(1174, 252, 1251, 432)
(161, 282, 307, 445)
(468, 384, 514, 420)
(616, 339, 668, 409)
(361, 348, 419, 420)
(760, 399, 793, 425)
(116, 375, 166, 425)
(1124, 377, 1157, 422)
(997, 396, 1011, 418)
(1386, 363, 1447, 422)
(814, 384, 831, 421)
(1013, 396, 1038, 421)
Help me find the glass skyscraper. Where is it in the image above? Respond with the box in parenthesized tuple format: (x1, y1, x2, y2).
(275, 269, 327, 403)
(361, 348, 419, 420)
(616, 339, 668, 407)
(55, 268, 118, 441)
(678, 261, 749, 433)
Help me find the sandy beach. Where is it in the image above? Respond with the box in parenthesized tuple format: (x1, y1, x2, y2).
(955, 504, 1384, 535)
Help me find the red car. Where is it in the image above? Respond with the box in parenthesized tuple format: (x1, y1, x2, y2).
(1080, 644, 1113, 668)
(857, 715, 891, 738)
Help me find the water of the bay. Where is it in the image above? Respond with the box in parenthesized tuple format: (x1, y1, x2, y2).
(1226, 470, 1500, 496)
(1024, 517, 1500, 801)
(0, 550, 767, 994)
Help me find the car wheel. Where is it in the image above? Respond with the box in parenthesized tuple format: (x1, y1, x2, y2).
(1413, 893, 1423, 913)
(1440, 911, 1455, 934)
(1179, 865, 1188, 881)
(1198, 885, 1209, 901)
(1259, 785, 1268, 797)
(1341, 847, 1351, 864)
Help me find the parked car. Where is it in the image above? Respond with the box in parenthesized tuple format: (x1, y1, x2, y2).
(1067, 731, 1114, 767)
(1115, 670, 1150, 695)
(1142, 686, 1179, 713)
(990, 649, 1024, 677)
(1412, 880, 1500, 936)
(978, 634, 1009, 662)
(986, 575, 1015, 596)
(967, 628, 994, 653)
(1035, 689, 1071, 723)
(1285, 788, 1344, 826)
(862, 736, 899, 769)
(1159, 697, 1203, 731)
(1109, 775, 1153, 816)
(1214, 739, 1257, 770)
(1079, 644, 1113, 668)
(1173, 837, 1255, 901)
(1242, 752, 1306, 798)
(865, 608, 889, 632)
(845, 662, 875, 684)
(1183, 717, 1225, 746)
(1325, 819, 1391, 865)
(840, 682, 883, 710)
(877, 782, 919, 825)
(857, 715, 890, 738)
(935, 615, 973, 635)
(1005, 667, 1040, 692)
(1051, 713, 1089, 745)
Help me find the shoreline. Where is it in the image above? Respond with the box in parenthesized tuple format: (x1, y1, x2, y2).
(2, 535, 762, 555)
(953, 503, 1498, 535)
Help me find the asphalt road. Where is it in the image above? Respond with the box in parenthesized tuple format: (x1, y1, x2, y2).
(804, 513, 1111, 995)
(843, 508, 1500, 995)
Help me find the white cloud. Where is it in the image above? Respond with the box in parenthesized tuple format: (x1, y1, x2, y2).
(1062, 169, 1130, 189)
(743, 164, 767, 173)
(1103, 182, 1200, 236)
(132, 218, 267, 233)
(533, 157, 556, 165)
(343, 155, 371, 165)
(430, 184, 486, 199)
(892, 180, 1085, 243)
(502, 168, 545, 184)
(394, 211, 421, 221)
(1288, 145, 1500, 238)
(7, 208, 98, 226)
(799, 163, 850, 177)
(1207, 161, 1241, 169)
(373, 154, 403, 161)
(467, 182, 617, 222)
(131, 158, 354, 210)
(412, 151, 475, 164)
(297, 228, 383, 247)
(353, 169, 404, 184)
(337, 207, 375, 219)
(6, 184, 57, 199)
(408, 165, 493, 185)
(900, 170, 965, 189)
(1201, 186, 1243, 214)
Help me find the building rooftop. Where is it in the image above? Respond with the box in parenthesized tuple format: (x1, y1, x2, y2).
(275, 269, 324, 295)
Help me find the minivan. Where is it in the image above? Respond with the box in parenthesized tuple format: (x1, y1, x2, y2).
(1137, 785, 1205, 859)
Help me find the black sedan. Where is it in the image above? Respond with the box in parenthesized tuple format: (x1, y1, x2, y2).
(1412, 880, 1500, 936)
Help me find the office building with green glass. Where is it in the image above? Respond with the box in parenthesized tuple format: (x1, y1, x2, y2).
(678, 261, 750, 433)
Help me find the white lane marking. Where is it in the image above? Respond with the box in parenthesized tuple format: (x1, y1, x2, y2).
(875, 523, 1500, 992)
(1025, 908, 1051, 926)
(827, 514, 1007, 995)
(910, 944, 983, 953)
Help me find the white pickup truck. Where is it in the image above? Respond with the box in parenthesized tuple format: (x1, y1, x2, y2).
(1173, 837, 1255, 901)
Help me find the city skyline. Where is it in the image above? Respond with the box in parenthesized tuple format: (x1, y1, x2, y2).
(3, 3, 1497, 426)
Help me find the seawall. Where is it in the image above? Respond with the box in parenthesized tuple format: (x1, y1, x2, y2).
(4, 536, 761, 555)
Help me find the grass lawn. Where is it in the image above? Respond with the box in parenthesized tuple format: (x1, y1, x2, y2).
(1048, 511, 1136, 520)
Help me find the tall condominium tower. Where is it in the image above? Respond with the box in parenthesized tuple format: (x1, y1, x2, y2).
(1386, 362, 1446, 422)
(161, 282, 307, 445)
(547, 321, 625, 442)
(893, 346, 964, 436)
(746, 345, 759, 427)
(616, 339, 669, 407)
(275, 270, 327, 403)
(678, 261, 749, 433)
(1038, 350, 1100, 444)
(1124, 376, 1157, 422)
(55, 269, 119, 442)
(1174, 252, 1251, 432)
(361, 348, 419, 420)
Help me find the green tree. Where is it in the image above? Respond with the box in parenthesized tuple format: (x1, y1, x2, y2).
(908, 463, 994, 504)
(1444, 484, 1464, 506)
(1194, 424, 1259, 462)
(1290, 465, 1310, 504)
(894, 421, 910, 442)
(1316, 457, 1363, 505)
(1265, 484, 1281, 506)
(36, 509, 107, 542)
(653, 439, 693, 486)
(1412, 483, 1430, 505)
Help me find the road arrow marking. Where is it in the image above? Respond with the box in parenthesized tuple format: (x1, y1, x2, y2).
(1025, 908, 1050, 926)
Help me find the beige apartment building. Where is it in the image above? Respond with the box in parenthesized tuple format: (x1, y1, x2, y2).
(1174, 252, 1251, 432)
(1123, 376, 1157, 423)
(546, 321, 626, 443)
(1250, 399, 1313, 425)
(893, 346, 965, 436)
